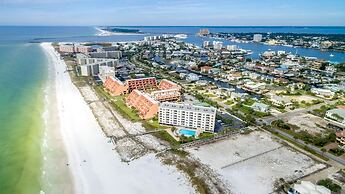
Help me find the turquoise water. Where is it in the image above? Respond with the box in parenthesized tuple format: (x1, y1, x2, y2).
(0, 43, 47, 193)
(179, 129, 197, 137)
(0, 27, 96, 194)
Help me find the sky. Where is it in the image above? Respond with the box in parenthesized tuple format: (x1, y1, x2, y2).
(0, 0, 345, 26)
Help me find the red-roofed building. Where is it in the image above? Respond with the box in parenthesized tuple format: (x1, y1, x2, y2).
(151, 88, 181, 102)
(126, 77, 157, 92)
(126, 90, 159, 120)
(158, 79, 181, 90)
(104, 76, 157, 96)
(200, 66, 212, 74)
(104, 76, 127, 96)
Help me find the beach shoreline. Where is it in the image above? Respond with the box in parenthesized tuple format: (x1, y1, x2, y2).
(40, 42, 194, 194)
(40, 43, 74, 194)
(94, 27, 143, 36)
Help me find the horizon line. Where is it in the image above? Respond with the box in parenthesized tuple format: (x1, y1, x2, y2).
(1, 25, 345, 27)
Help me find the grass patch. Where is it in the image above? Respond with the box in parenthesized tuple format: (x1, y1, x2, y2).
(142, 120, 167, 131)
(205, 93, 216, 98)
(317, 179, 342, 192)
(111, 96, 141, 121)
(170, 148, 189, 158)
(329, 147, 345, 156)
(225, 100, 234, 105)
(153, 131, 180, 147)
(198, 132, 215, 140)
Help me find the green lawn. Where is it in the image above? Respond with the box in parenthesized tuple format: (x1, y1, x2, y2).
(153, 131, 180, 147)
(94, 86, 141, 121)
(111, 96, 141, 121)
(215, 97, 224, 102)
(198, 132, 215, 139)
(225, 100, 234, 105)
(143, 119, 167, 130)
(205, 93, 216, 98)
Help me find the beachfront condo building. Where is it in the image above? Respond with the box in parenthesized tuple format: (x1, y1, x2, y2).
(78, 64, 100, 76)
(158, 79, 181, 90)
(151, 88, 181, 102)
(126, 89, 159, 120)
(104, 76, 127, 96)
(59, 44, 92, 53)
(104, 76, 157, 96)
(77, 58, 118, 67)
(90, 51, 122, 59)
(325, 107, 345, 129)
(158, 102, 217, 132)
(253, 34, 263, 42)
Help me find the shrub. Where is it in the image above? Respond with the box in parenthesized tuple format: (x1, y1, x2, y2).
(317, 179, 341, 192)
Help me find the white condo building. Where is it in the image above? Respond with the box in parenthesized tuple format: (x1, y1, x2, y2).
(253, 34, 263, 42)
(213, 41, 223, 50)
(227, 45, 238, 51)
(158, 102, 217, 132)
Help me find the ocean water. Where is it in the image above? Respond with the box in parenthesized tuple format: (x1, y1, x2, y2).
(0, 26, 344, 194)
(0, 43, 47, 193)
(0, 27, 96, 194)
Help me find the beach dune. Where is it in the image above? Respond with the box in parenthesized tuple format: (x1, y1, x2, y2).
(41, 43, 194, 194)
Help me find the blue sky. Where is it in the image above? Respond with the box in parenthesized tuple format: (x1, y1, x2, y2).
(0, 0, 345, 26)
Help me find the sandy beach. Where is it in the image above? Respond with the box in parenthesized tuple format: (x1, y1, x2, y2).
(41, 43, 194, 194)
(95, 27, 142, 36)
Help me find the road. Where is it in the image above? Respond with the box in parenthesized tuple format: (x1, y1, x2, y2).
(269, 127, 345, 166)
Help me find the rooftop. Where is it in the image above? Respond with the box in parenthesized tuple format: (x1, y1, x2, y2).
(327, 108, 345, 119)
(160, 102, 216, 115)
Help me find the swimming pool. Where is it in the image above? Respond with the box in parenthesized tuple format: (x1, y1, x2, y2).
(179, 129, 197, 137)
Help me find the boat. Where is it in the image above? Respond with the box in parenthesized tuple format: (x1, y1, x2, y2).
(330, 54, 334, 57)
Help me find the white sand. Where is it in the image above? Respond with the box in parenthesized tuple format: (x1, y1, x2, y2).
(94, 27, 142, 36)
(41, 43, 194, 194)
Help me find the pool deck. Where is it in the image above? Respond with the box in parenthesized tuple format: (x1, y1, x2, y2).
(165, 128, 180, 141)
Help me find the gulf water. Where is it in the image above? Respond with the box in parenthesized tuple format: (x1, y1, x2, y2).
(0, 26, 344, 194)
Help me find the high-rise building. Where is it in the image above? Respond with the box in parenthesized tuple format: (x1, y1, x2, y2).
(213, 41, 223, 50)
(158, 102, 217, 132)
(89, 51, 122, 59)
(198, 29, 210, 36)
(226, 45, 238, 51)
(253, 34, 263, 42)
(203, 41, 212, 48)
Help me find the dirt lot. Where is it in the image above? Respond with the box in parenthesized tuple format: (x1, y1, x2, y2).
(284, 113, 328, 134)
(286, 95, 320, 103)
(187, 131, 326, 194)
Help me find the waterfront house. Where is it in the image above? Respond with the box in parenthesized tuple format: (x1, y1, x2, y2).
(311, 88, 335, 99)
(200, 66, 212, 74)
(336, 131, 345, 150)
(268, 94, 292, 107)
(251, 102, 270, 113)
(325, 107, 345, 129)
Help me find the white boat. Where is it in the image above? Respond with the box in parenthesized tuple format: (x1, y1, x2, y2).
(330, 54, 334, 57)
